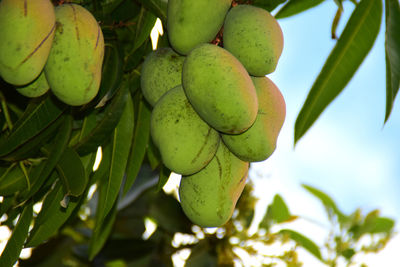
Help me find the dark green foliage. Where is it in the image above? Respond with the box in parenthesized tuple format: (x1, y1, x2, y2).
(0, 0, 397, 266)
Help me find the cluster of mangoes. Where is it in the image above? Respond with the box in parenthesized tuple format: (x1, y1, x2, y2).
(0, 0, 104, 106)
(141, 0, 286, 228)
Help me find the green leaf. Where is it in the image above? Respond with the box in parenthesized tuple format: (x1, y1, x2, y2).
(251, 0, 287, 12)
(20, 114, 72, 201)
(0, 164, 30, 196)
(137, 0, 168, 24)
(185, 240, 218, 267)
(95, 41, 124, 108)
(384, 0, 400, 122)
(149, 191, 193, 233)
(88, 200, 118, 260)
(26, 180, 83, 247)
(369, 217, 395, 233)
(96, 92, 134, 224)
(56, 147, 88, 197)
(259, 194, 292, 229)
(275, 0, 325, 19)
(0, 202, 33, 267)
(73, 84, 129, 155)
(123, 97, 151, 195)
(155, 165, 171, 192)
(294, 0, 382, 143)
(0, 95, 65, 158)
(146, 138, 161, 170)
(280, 229, 322, 260)
(133, 7, 157, 51)
(302, 184, 347, 223)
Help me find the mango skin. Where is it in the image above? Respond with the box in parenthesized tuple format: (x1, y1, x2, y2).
(151, 86, 220, 175)
(0, 0, 56, 85)
(223, 5, 283, 76)
(141, 47, 185, 106)
(44, 4, 104, 106)
(179, 142, 249, 227)
(167, 0, 232, 55)
(182, 44, 258, 134)
(16, 71, 50, 98)
(222, 77, 286, 162)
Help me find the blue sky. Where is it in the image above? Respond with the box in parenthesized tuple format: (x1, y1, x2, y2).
(248, 0, 400, 265)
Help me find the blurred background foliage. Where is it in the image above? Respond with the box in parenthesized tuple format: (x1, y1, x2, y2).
(0, 0, 398, 266)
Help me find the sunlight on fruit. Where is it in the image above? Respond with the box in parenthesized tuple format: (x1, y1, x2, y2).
(142, 217, 157, 240)
(92, 146, 102, 171)
(150, 18, 163, 50)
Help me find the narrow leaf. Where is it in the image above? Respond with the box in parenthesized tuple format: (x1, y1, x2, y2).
(56, 147, 88, 197)
(302, 184, 347, 222)
(156, 165, 171, 192)
(20, 114, 72, 201)
(252, 0, 287, 12)
(97, 92, 134, 223)
(123, 97, 151, 195)
(137, 0, 168, 23)
(94, 41, 124, 107)
(73, 84, 129, 155)
(88, 199, 118, 260)
(369, 217, 395, 233)
(0, 202, 33, 267)
(133, 7, 157, 51)
(280, 229, 322, 260)
(260, 194, 293, 229)
(0, 95, 65, 157)
(384, 0, 400, 122)
(275, 0, 325, 19)
(26, 181, 83, 247)
(294, 0, 382, 143)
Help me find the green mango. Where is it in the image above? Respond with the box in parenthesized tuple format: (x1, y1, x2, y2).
(182, 44, 258, 134)
(16, 71, 50, 98)
(222, 76, 286, 162)
(179, 142, 249, 227)
(167, 0, 232, 55)
(223, 5, 283, 76)
(141, 47, 185, 106)
(151, 86, 220, 175)
(0, 0, 56, 86)
(44, 3, 104, 106)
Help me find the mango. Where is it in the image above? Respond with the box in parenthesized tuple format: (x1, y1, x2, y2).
(0, 0, 56, 85)
(151, 86, 220, 175)
(167, 0, 232, 55)
(16, 71, 50, 98)
(222, 77, 286, 162)
(182, 44, 258, 134)
(223, 5, 283, 76)
(179, 142, 249, 227)
(44, 3, 104, 106)
(141, 47, 185, 106)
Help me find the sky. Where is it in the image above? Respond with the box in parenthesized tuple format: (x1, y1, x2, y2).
(246, 0, 400, 266)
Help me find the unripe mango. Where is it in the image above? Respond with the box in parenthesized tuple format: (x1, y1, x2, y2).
(223, 5, 283, 76)
(141, 47, 185, 106)
(182, 44, 258, 134)
(167, 0, 232, 55)
(222, 77, 286, 162)
(179, 142, 249, 227)
(44, 4, 104, 106)
(0, 0, 56, 85)
(16, 71, 50, 98)
(151, 86, 220, 175)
